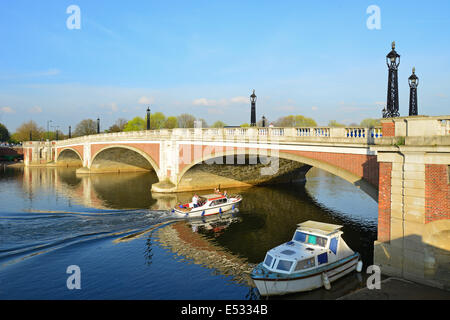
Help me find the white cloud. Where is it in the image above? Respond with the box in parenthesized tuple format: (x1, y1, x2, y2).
(193, 96, 247, 107)
(230, 96, 248, 104)
(311, 106, 318, 111)
(29, 106, 43, 114)
(193, 98, 211, 106)
(138, 96, 154, 105)
(1, 106, 14, 114)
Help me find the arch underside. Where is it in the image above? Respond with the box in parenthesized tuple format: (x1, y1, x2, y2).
(178, 149, 379, 202)
(57, 149, 83, 167)
(89, 146, 160, 180)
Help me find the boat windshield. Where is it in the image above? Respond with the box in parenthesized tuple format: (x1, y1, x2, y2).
(276, 259, 293, 272)
(293, 231, 328, 248)
(264, 254, 274, 268)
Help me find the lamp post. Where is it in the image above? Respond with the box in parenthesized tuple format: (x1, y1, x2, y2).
(383, 41, 401, 118)
(250, 90, 257, 127)
(408, 67, 419, 116)
(262, 115, 267, 127)
(97, 118, 100, 134)
(68, 126, 72, 139)
(146, 107, 151, 130)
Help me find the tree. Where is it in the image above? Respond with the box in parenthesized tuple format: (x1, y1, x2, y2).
(273, 115, 317, 127)
(240, 123, 250, 127)
(0, 123, 10, 142)
(13, 120, 44, 141)
(150, 112, 166, 129)
(328, 120, 346, 127)
(360, 118, 381, 128)
(293, 115, 317, 127)
(211, 120, 226, 128)
(197, 118, 209, 128)
(124, 117, 146, 131)
(107, 118, 128, 133)
(74, 119, 97, 137)
(177, 113, 196, 128)
(164, 116, 178, 129)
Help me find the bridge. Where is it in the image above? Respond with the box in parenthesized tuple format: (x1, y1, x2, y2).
(22, 115, 450, 289)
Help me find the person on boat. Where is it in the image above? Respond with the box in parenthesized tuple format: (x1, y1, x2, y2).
(192, 194, 199, 208)
(214, 187, 220, 194)
(223, 190, 228, 198)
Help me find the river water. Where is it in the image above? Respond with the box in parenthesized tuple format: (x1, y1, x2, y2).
(0, 166, 378, 300)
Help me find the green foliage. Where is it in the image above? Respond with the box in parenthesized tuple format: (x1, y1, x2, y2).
(164, 116, 178, 129)
(211, 120, 226, 128)
(150, 112, 166, 129)
(13, 120, 44, 141)
(328, 120, 346, 127)
(124, 117, 145, 132)
(240, 123, 250, 127)
(74, 119, 98, 137)
(177, 113, 196, 128)
(274, 115, 317, 127)
(360, 118, 381, 128)
(0, 123, 10, 142)
(107, 118, 128, 133)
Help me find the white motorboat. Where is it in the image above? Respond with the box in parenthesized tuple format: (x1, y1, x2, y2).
(251, 220, 362, 296)
(171, 193, 242, 218)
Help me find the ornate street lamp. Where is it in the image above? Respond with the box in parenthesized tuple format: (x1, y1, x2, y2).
(261, 115, 267, 127)
(147, 107, 151, 130)
(383, 41, 401, 118)
(68, 126, 72, 139)
(250, 90, 257, 127)
(97, 118, 100, 134)
(408, 67, 419, 116)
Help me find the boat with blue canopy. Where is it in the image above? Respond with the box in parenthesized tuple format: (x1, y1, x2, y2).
(251, 220, 363, 296)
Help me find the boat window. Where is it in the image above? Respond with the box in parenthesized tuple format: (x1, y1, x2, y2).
(318, 252, 328, 265)
(316, 236, 328, 248)
(329, 237, 338, 255)
(276, 259, 293, 272)
(293, 231, 307, 242)
(294, 257, 315, 271)
(307, 235, 317, 245)
(264, 254, 274, 268)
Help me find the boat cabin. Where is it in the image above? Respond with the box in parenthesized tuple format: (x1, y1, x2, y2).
(262, 221, 347, 274)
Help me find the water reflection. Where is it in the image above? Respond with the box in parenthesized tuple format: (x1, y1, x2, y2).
(1, 165, 378, 299)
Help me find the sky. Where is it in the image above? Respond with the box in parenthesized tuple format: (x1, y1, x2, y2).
(0, 0, 449, 133)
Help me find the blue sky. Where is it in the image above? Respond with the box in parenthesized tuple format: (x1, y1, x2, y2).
(0, 0, 449, 132)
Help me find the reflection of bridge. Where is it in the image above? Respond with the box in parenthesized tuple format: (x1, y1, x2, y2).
(22, 115, 450, 289)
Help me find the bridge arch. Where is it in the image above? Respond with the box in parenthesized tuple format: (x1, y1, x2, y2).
(178, 149, 378, 202)
(90, 145, 161, 180)
(57, 148, 83, 167)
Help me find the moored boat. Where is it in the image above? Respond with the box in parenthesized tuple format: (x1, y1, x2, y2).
(172, 193, 242, 218)
(251, 220, 362, 296)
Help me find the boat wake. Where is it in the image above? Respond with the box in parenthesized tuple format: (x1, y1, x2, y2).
(0, 208, 178, 268)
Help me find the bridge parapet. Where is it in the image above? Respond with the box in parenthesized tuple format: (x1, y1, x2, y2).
(54, 125, 384, 147)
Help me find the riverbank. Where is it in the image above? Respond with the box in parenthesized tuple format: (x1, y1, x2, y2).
(338, 277, 450, 300)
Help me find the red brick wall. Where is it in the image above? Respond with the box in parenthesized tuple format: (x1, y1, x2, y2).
(378, 162, 392, 242)
(57, 145, 84, 160)
(382, 122, 395, 137)
(425, 164, 450, 223)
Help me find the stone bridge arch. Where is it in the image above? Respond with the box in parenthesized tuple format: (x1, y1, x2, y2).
(176, 148, 379, 202)
(86, 145, 161, 180)
(56, 148, 83, 167)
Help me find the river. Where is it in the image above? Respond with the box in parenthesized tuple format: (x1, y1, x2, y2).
(0, 165, 378, 300)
